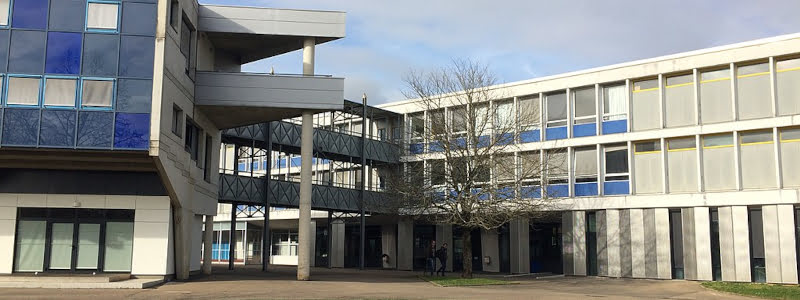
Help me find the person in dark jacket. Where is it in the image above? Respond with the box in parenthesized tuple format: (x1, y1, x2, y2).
(436, 242, 448, 276)
(426, 240, 437, 276)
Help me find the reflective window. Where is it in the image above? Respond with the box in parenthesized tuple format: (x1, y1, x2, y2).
(632, 79, 658, 92)
(494, 154, 515, 182)
(777, 58, 800, 116)
(114, 113, 149, 149)
(7, 76, 41, 106)
(81, 79, 114, 108)
(180, 16, 194, 75)
(739, 130, 773, 145)
(44, 77, 78, 107)
(572, 86, 596, 124)
(702, 134, 733, 148)
(518, 95, 539, 129)
(49, 0, 85, 31)
(40, 109, 76, 147)
(77, 111, 113, 148)
(604, 144, 628, 175)
(450, 106, 466, 134)
(428, 160, 445, 185)
(667, 137, 696, 150)
(2, 108, 40, 145)
(170, 105, 182, 136)
(781, 127, 800, 141)
(409, 113, 424, 141)
(9, 30, 46, 74)
(116, 79, 151, 113)
(118, 35, 154, 78)
(45, 32, 82, 75)
(12, 0, 48, 29)
(546, 92, 567, 127)
(82, 33, 119, 77)
(87, 2, 120, 31)
(494, 100, 514, 130)
(121, 2, 156, 36)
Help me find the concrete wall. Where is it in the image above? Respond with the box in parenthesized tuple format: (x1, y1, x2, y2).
(562, 211, 586, 276)
(397, 219, 413, 271)
(329, 219, 345, 268)
(0, 194, 173, 276)
(719, 206, 752, 282)
(481, 229, 499, 273)
(763, 204, 798, 284)
(509, 219, 530, 274)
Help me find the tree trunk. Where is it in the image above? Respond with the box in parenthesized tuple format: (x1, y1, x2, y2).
(461, 228, 473, 278)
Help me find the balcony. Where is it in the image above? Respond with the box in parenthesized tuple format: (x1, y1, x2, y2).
(198, 5, 345, 63)
(195, 72, 344, 129)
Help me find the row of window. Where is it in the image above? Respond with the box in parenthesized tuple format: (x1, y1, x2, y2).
(171, 105, 213, 182)
(0, 0, 139, 33)
(412, 127, 800, 198)
(406, 56, 800, 153)
(0, 74, 114, 108)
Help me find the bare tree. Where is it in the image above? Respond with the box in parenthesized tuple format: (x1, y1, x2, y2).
(386, 59, 565, 278)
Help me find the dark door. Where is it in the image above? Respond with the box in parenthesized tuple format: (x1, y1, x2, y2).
(530, 223, 562, 274)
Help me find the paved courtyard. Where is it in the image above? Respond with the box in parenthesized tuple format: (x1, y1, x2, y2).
(0, 265, 750, 300)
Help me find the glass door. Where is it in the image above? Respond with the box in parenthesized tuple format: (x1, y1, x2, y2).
(48, 223, 74, 270)
(76, 223, 101, 270)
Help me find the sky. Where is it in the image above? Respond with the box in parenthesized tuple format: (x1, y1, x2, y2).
(199, 0, 800, 105)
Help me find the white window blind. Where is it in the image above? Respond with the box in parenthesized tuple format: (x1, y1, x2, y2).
(82, 80, 113, 107)
(7, 77, 41, 105)
(44, 78, 77, 107)
(87, 2, 119, 30)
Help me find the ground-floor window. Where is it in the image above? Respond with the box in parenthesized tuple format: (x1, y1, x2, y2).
(585, 212, 598, 276)
(669, 209, 684, 279)
(709, 208, 722, 281)
(14, 208, 134, 273)
(749, 208, 766, 283)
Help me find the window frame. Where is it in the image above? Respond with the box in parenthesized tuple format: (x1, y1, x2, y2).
(545, 92, 568, 128)
(42, 75, 79, 109)
(0, 0, 11, 27)
(602, 83, 628, 121)
(204, 134, 212, 182)
(168, 0, 179, 31)
(179, 12, 196, 78)
(572, 86, 597, 125)
(171, 104, 183, 138)
(5, 74, 42, 107)
(517, 95, 540, 131)
(603, 144, 629, 180)
(79, 77, 115, 110)
(85, 0, 121, 33)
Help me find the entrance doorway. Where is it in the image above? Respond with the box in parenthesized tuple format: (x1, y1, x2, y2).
(14, 208, 135, 273)
(452, 227, 482, 272)
(344, 225, 382, 268)
(530, 223, 562, 274)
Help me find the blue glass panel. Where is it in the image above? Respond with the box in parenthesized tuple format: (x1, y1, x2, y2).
(2, 109, 40, 146)
(0, 30, 9, 72)
(116, 79, 152, 113)
(121, 2, 156, 36)
(82, 33, 119, 77)
(545, 126, 567, 140)
(573, 123, 597, 138)
(546, 184, 570, 198)
(520, 186, 542, 199)
(114, 113, 150, 149)
(119, 35, 154, 78)
(77, 111, 113, 148)
(291, 157, 302, 167)
(428, 140, 443, 152)
(519, 129, 540, 143)
(237, 163, 246, 172)
(9, 30, 46, 74)
(497, 186, 515, 199)
(277, 159, 286, 168)
(46, 32, 82, 75)
(49, 0, 86, 31)
(477, 135, 490, 148)
(602, 119, 627, 135)
(12, 0, 48, 29)
(454, 137, 466, 148)
(471, 188, 489, 201)
(604, 181, 630, 195)
(575, 182, 599, 197)
(496, 133, 513, 145)
(409, 143, 423, 154)
(40, 110, 77, 147)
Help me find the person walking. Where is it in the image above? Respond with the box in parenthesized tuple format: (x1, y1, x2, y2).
(436, 242, 448, 276)
(426, 240, 437, 276)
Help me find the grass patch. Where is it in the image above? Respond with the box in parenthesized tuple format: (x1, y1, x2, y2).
(702, 281, 800, 299)
(419, 276, 515, 287)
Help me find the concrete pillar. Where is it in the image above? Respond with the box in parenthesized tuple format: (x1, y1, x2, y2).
(435, 224, 453, 272)
(509, 219, 530, 274)
(309, 221, 317, 267)
(599, 209, 621, 277)
(629, 209, 645, 278)
(643, 209, 658, 278)
(173, 206, 192, 280)
(763, 204, 799, 284)
(693, 207, 713, 281)
(719, 206, 752, 282)
(619, 210, 632, 277)
(654, 208, 672, 279)
(381, 224, 397, 269)
(481, 229, 499, 273)
(397, 219, 413, 271)
(330, 219, 345, 268)
(297, 111, 313, 281)
(303, 37, 315, 75)
(562, 211, 586, 276)
(202, 216, 213, 275)
(681, 208, 697, 280)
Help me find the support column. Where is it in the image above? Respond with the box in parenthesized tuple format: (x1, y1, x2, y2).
(397, 219, 413, 271)
(297, 111, 313, 280)
(173, 206, 193, 280)
(654, 208, 672, 279)
(619, 210, 632, 277)
(229, 204, 236, 270)
(359, 94, 368, 270)
(327, 211, 333, 269)
(309, 221, 317, 267)
(763, 204, 799, 284)
(719, 206, 752, 282)
(435, 224, 453, 272)
(481, 229, 499, 273)
(509, 219, 530, 274)
(629, 209, 645, 278)
(382, 224, 397, 269)
(602, 209, 621, 277)
(564, 211, 587, 276)
(330, 219, 345, 268)
(202, 215, 213, 275)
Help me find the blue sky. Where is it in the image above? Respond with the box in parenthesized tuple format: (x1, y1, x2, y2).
(200, 0, 800, 104)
